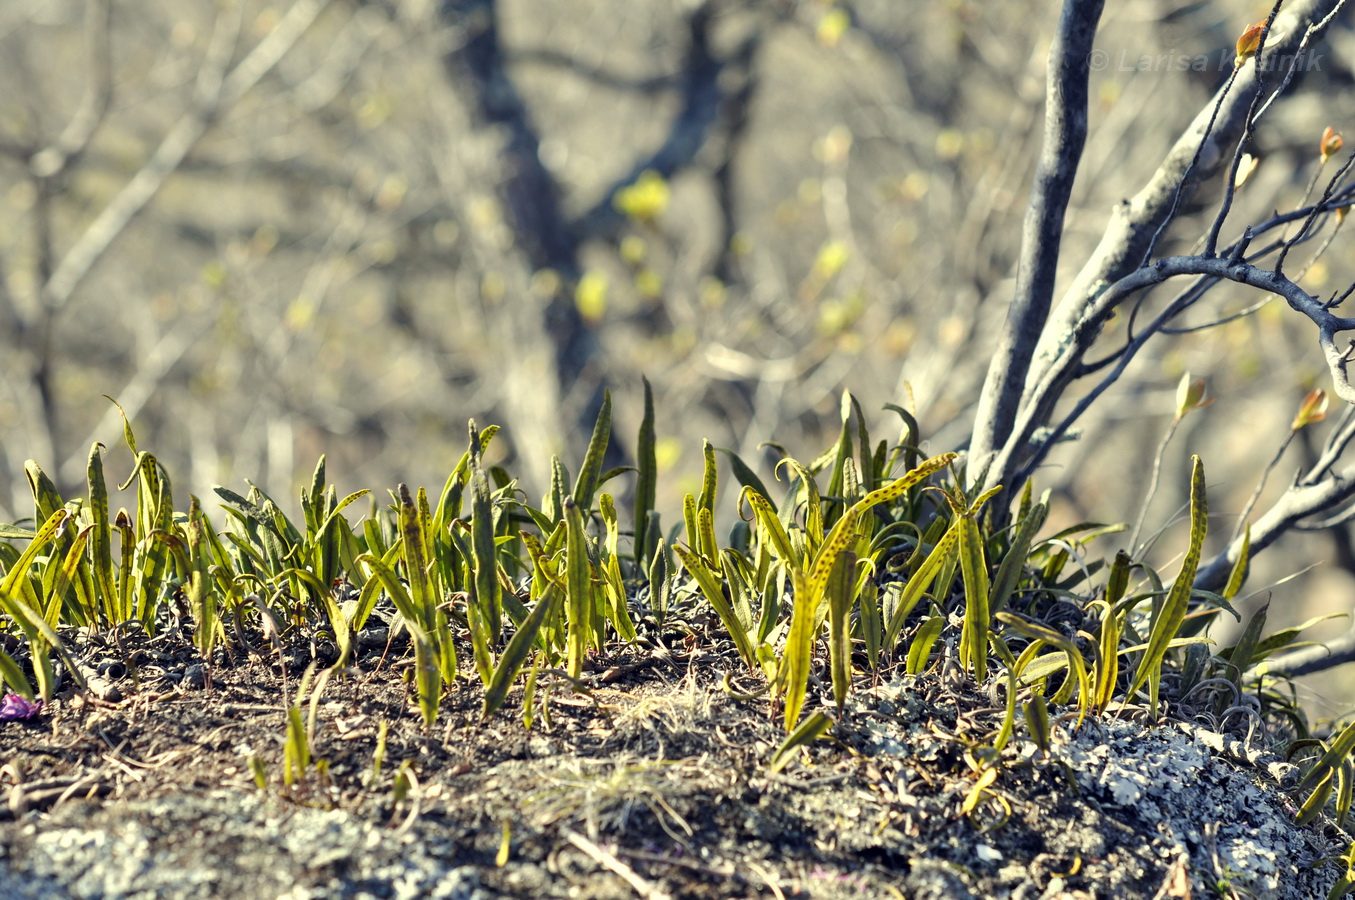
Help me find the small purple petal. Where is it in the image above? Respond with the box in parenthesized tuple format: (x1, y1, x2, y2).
(0, 693, 42, 721)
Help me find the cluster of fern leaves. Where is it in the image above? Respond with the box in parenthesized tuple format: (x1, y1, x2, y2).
(1, 387, 1354, 880)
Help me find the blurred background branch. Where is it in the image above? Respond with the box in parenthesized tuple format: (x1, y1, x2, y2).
(6, 0, 1355, 692)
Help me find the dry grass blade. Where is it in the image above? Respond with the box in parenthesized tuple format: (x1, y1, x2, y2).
(563, 829, 673, 900)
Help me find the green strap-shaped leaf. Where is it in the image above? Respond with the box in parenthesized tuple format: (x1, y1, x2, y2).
(1297, 769, 1336, 826)
(905, 615, 945, 675)
(957, 512, 991, 682)
(303, 456, 327, 533)
(884, 524, 960, 650)
(883, 403, 922, 474)
(697, 507, 718, 566)
(850, 394, 873, 493)
(997, 611, 1091, 729)
(397, 484, 439, 632)
(563, 497, 594, 679)
(741, 488, 797, 568)
(1251, 613, 1346, 670)
(0, 649, 34, 701)
(484, 587, 563, 718)
(806, 453, 956, 624)
(0, 509, 69, 610)
(359, 550, 440, 725)
(313, 490, 371, 592)
(1338, 761, 1354, 827)
(599, 494, 636, 641)
(768, 710, 833, 774)
(1126, 456, 1207, 714)
(634, 377, 657, 568)
(1023, 692, 1051, 756)
(648, 536, 670, 626)
(572, 390, 613, 510)
(1223, 524, 1251, 602)
(471, 462, 503, 646)
(47, 525, 94, 627)
(187, 496, 219, 659)
(859, 580, 882, 670)
(1299, 718, 1355, 794)
(825, 550, 858, 712)
(989, 492, 1048, 616)
(682, 493, 700, 561)
(779, 568, 818, 730)
(86, 443, 118, 627)
(992, 654, 1019, 752)
(24, 460, 64, 531)
(1222, 602, 1269, 686)
(435, 424, 497, 535)
(546, 456, 569, 527)
(674, 543, 757, 671)
(319, 585, 353, 669)
(99, 394, 137, 455)
(114, 509, 134, 624)
(698, 439, 718, 524)
(720, 448, 775, 513)
(824, 392, 855, 524)
(1093, 551, 1131, 714)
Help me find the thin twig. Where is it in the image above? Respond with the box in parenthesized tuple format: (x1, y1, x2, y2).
(1129, 417, 1183, 554)
(1232, 432, 1297, 543)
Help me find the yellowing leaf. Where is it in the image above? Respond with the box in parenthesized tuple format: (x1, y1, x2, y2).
(1234, 20, 1265, 68)
(813, 241, 850, 280)
(613, 170, 670, 223)
(1322, 126, 1345, 164)
(817, 8, 850, 48)
(574, 272, 608, 323)
(1292, 388, 1329, 430)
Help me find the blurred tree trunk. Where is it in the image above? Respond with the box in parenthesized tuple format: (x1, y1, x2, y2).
(439, 0, 606, 474)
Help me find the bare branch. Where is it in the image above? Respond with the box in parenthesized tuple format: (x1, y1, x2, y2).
(40, 0, 333, 314)
(992, 254, 1355, 492)
(1251, 616, 1355, 678)
(57, 318, 212, 485)
(573, 3, 758, 244)
(441, 0, 578, 275)
(1025, 0, 1346, 418)
(1197, 464, 1355, 592)
(969, 0, 1104, 478)
(28, 0, 112, 181)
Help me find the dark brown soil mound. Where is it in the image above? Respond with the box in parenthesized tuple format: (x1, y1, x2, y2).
(0, 629, 1346, 899)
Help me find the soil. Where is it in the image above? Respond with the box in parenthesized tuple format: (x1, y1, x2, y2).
(0, 618, 1349, 900)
